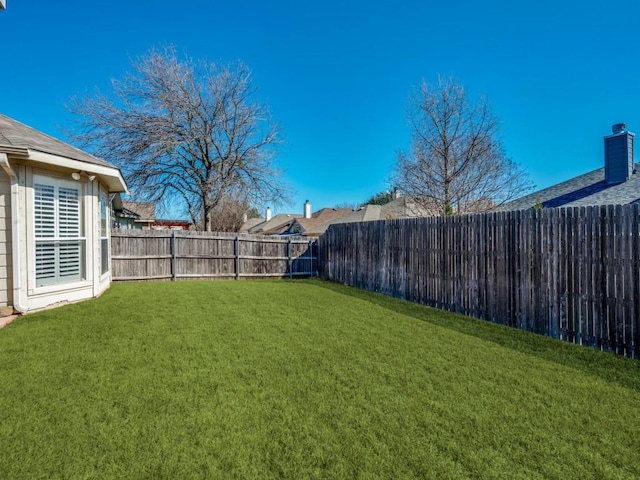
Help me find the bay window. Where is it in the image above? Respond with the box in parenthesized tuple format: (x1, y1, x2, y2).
(100, 188, 109, 276)
(34, 176, 85, 287)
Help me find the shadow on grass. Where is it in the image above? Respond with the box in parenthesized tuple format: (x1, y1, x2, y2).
(309, 279, 640, 392)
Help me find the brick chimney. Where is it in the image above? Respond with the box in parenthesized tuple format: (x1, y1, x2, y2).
(604, 123, 635, 184)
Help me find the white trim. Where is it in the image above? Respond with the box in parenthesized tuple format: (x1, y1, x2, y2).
(31, 174, 87, 291)
(33, 236, 88, 242)
(29, 279, 92, 296)
(99, 186, 110, 280)
(99, 271, 110, 283)
(26, 150, 127, 193)
(0, 153, 28, 312)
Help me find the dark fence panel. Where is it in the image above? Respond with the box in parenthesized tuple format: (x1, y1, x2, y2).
(111, 229, 317, 281)
(318, 205, 640, 359)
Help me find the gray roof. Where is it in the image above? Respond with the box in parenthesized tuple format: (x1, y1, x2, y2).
(239, 217, 265, 233)
(241, 197, 441, 237)
(288, 208, 355, 236)
(379, 196, 439, 218)
(334, 205, 382, 224)
(0, 113, 115, 168)
(302, 198, 436, 236)
(495, 163, 640, 211)
(121, 201, 155, 222)
(246, 213, 302, 235)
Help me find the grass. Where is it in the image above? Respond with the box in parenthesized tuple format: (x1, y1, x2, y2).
(0, 279, 639, 479)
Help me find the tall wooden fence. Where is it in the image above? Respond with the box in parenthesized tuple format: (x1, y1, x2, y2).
(111, 229, 317, 281)
(318, 204, 640, 359)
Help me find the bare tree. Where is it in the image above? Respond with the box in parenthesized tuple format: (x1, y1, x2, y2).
(68, 46, 287, 230)
(394, 78, 532, 215)
(208, 194, 259, 232)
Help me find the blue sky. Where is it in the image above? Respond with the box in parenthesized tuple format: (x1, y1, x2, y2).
(3, 0, 640, 217)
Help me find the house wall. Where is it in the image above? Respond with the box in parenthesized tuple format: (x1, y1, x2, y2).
(113, 216, 138, 229)
(9, 161, 112, 312)
(0, 168, 12, 310)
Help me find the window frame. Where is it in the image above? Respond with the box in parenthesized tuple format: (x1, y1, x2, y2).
(32, 174, 88, 291)
(99, 187, 110, 278)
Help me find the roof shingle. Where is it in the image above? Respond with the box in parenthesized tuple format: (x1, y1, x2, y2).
(0, 113, 115, 168)
(495, 163, 640, 211)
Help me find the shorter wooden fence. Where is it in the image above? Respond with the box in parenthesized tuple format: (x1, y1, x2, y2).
(111, 229, 317, 281)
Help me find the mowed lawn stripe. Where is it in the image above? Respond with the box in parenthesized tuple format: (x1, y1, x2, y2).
(0, 280, 638, 479)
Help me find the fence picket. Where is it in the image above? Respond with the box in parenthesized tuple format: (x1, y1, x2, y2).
(111, 230, 317, 281)
(317, 205, 640, 359)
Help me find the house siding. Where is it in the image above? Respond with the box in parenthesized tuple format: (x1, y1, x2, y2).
(0, 169, 12, 309)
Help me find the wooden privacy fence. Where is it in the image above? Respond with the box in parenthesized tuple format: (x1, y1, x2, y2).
(111, 229, 317, 281)
(318, 204, 640, 359)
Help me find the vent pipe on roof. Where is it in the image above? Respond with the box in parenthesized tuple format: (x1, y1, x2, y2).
(612, 123, 626, 134)
(304, 200, 312, 219)
(604, 123, 635, 184)
(266, 207, 272, 221)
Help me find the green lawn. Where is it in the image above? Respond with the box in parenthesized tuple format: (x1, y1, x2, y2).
(1, 279, 639, 479)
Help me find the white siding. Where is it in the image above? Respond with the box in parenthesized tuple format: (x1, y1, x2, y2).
(0, 170, 12, 308)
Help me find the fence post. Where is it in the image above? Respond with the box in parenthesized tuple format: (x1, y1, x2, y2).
(171, 231, 177, 281)
(234, 236, 240, 280)
(288, 238, 292, 279)
(309, 240, 314, 276)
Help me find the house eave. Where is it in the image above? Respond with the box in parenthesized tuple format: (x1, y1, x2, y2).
(23, 149, 128, 193)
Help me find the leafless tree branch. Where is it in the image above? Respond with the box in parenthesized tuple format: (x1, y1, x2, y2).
(67, 46, 289, 230)
(393, 77, 533, 215)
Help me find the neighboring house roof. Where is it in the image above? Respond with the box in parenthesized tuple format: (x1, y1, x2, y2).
(263, 221, 296, 235)
(496, 124, 640, 212)
(286, 208, 355, 236)
(122, 201, 155, 222)
(0, 113, 126, 192)
(118, 207, 141, 220)
(299, 198, 438, 236)
(379, 196, 439, 218)
(335, 205, 383, 224)
(152, 219, 193, 230)
(263, 197, 441, 237)
(244, 197, 441, 238)
(246, 213, 302, 235)
(495, 163, 640, 211)
(302, 205, 385, 236)
(239, 217, 266, 233)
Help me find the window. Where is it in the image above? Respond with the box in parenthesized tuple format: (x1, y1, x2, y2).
(100, 188, 109, 275)
(34, 177, 85, 287)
